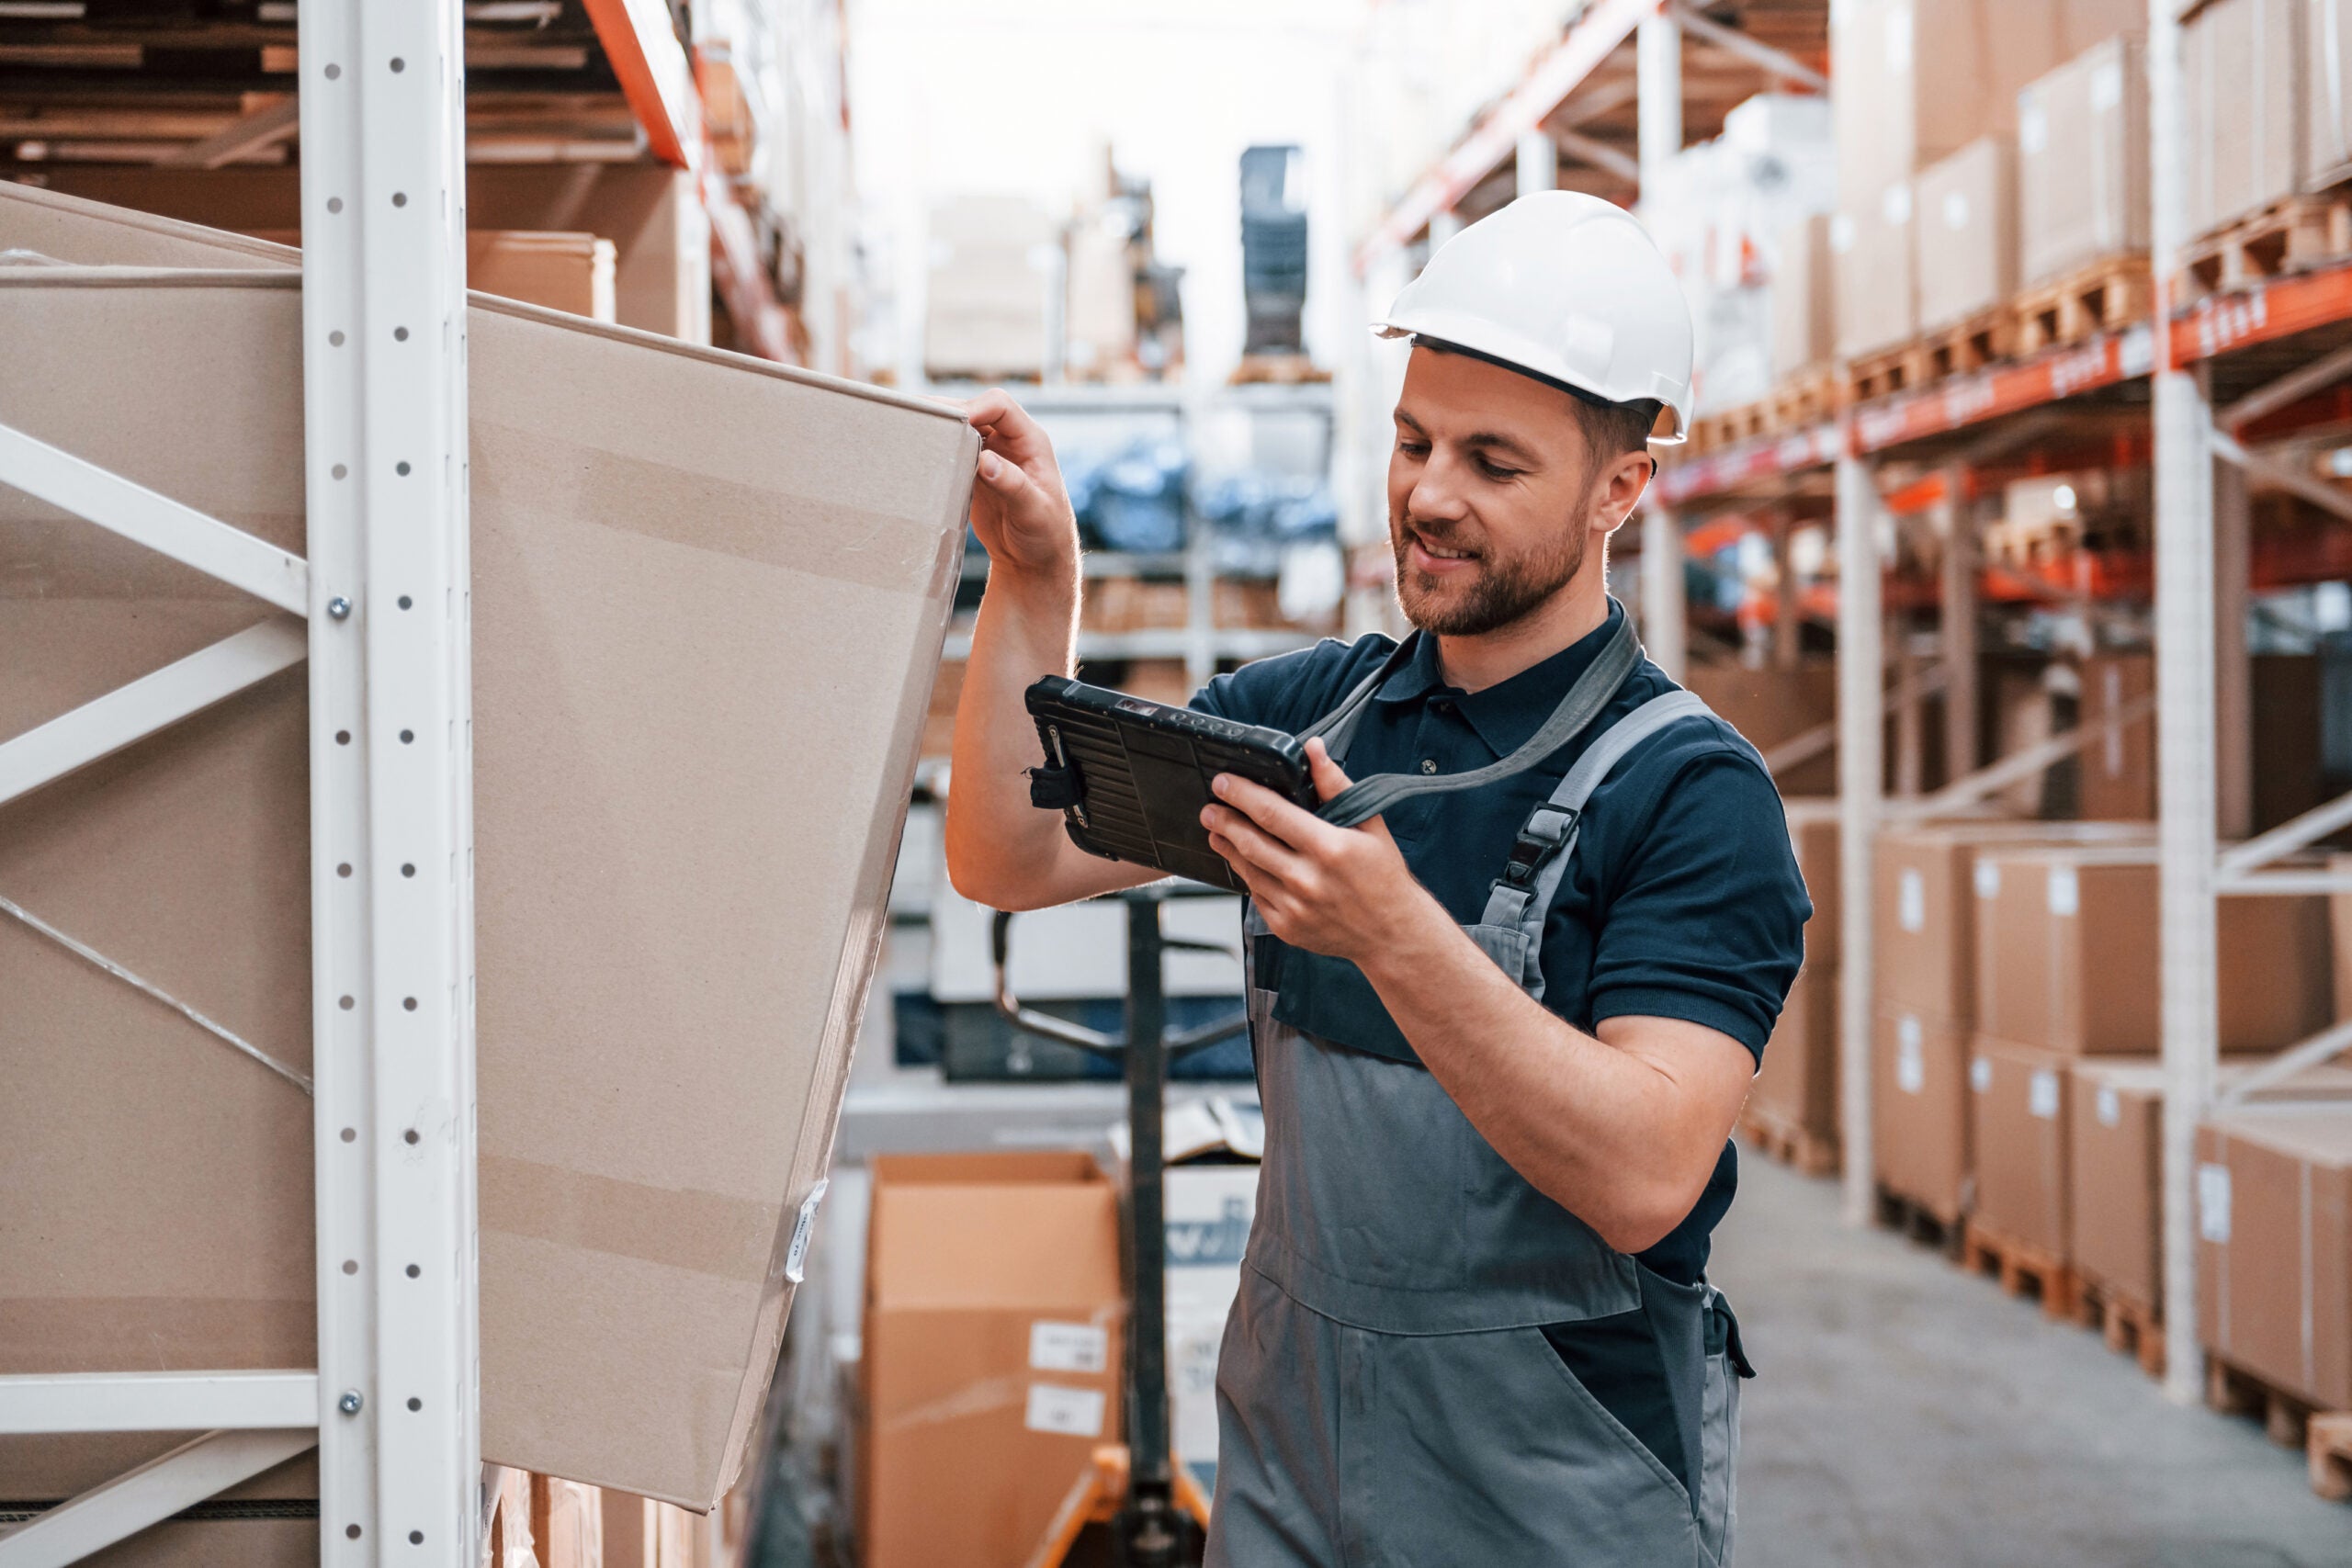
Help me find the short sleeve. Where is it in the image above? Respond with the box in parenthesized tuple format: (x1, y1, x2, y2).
(1586, 752, 1811, 1060)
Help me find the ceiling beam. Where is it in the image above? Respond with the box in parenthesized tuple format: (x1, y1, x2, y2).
(1668, 2, 1828, 91)
(1554, 126, 1641, 184)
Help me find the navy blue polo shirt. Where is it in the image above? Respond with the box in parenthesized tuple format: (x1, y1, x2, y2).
(1191, 600, 1810, 1285)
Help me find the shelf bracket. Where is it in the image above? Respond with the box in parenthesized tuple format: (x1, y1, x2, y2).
(0, 1429, 318, 1568)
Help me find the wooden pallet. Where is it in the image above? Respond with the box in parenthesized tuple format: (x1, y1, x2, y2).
(1770, 367, 1838, 430)
(2178, 192, 2352, 303)
(1919, 307, 2018, 383)
(1688, 399, 1774, 456)
(1738, 1105, 1838, 1177)
(2311, 1413, 2352, 1503)
(1846, 342, 1928, 403)
(1959, 1218, 2079, 1319)
(2073, 1277, 2165, 1379)
(1230, 353, 1332, 386)
(2013, 255, 2154, 355)
(1873, 1185, 1965, 1258)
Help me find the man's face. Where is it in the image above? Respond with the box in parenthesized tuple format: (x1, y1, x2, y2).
(1385, 346, 1619, 637)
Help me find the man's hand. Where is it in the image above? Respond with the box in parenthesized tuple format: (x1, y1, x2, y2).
(961, 389, 1079, 579)
(1203, 738, 1440, 965)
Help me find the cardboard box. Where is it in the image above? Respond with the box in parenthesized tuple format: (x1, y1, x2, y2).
(1683, 660, 1838, 797)
(2018, 34, 2150, 287)
(1973, 844, 2332, 1055)
(469, 231, 617, 322)
(1166, 1163, 1258, 1489)
(1786, 799, 1841, 970)
(2332, 852, 2352, 1021)
(1754, 962, 1839, 1143)
(1770, 213, 1838, 382)
(858, 1153, 1125, 1568)
(1875, 1007, 1974, 1223)
(0, 182, 975, 1506)
(1830, 197, 1916, 358)
(2074, 652, 2155, 820)
(2309, 0, 2352, 189)
(1968, 1036, 2072, 1257)
(2198, 1109, 2352, 1410)
(926, 196, 1057, 379)
(1873, 820, 2149, 1027)
(1914, 137, 2017, 329)
(2186, 0, 2303, 238)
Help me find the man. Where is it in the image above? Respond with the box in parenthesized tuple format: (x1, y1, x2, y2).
(945, 192, 1807, 1566)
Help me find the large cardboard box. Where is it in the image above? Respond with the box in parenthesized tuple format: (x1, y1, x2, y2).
(1754, 962, 1839, 1143)
(1973, 844, 2332, 1055)
(1914, 137, 2017, 330)
(0, 183, 975, 1507)
(469, 231, 617, 322)
(1968, 1036, 2071, 1257)
(1786, 799, 1841, 971)
(858, 1153, 1125, 1568)
(1875, 1006, 1975, 1223)
(2074, 653, 2156, 820)
(2309, 0, 2352, 189)
(1683, 660, 1838, 797)
(2018, 34, 2150, 287)
(926, 196, 1057, 380)
(1830, 197, 1916, 359)
(2186, 0, 2304, 238)
(2198, 1109, 2352, 1410)
(1769, 213, 1838, 382)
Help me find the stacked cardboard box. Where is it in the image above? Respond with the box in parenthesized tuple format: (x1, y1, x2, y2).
(1770, 213, 1838, 383)
(2199, 1109, 2352, 1410)
(0, 184, 972, 1517)
(1968, 843, 2333, 1264)
(1830, 0, 2147, 356)
(926, 195, 1057, 380)
(1914, 136, 2017, 329)
(857, 1153, 1125, 1568)
(2185, 0, 2303, 239)
(2017, 34, 2150, 287)
(1682, 660, 1838, 796)
(1751, 803, 1842, 1153)
(2308, 0, 2352, 191)
(2074, 652, 2156, 820)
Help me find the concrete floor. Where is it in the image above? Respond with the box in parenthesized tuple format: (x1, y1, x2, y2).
(1713, 1156, 2352, 1568)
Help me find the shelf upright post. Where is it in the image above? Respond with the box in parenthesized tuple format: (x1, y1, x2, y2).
(2148, 0, 2221, 1405)
(1939, 466, 1980, 776)
(1635, 7, 1682, 203)
(1515, 126, 1558, 197)
(1835, 450, 1883, 1227)
(2213, 457, 2253, 840)
(298, 0, 482, 1556)
(1641, 505, 1686, 681)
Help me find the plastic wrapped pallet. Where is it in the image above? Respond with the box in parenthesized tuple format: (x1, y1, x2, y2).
(925, 194, 1057, 380)
(2018, 34, 2149, 287)
(1914, 136, 2017, 330)
(0, 182, 974, 1513)
(2185, 0, 2304, 238)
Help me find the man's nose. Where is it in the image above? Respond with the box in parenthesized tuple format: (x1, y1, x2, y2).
(1408, 454, 1471, 525)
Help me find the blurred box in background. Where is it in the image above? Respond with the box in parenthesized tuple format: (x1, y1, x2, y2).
(2018, 34, 2149, 286)
(2199, 1110, 2352, 1412)
(2186, 0, 2303, 238)
(1877, 1006, 1975, 1224)
(1770, 213, 1839, 382)
(926, 195, 1057, 380)
(2308, 0, 2352, 190)
(1915, 136, 2016, 329)
(1968, 1036, 2071, 1257)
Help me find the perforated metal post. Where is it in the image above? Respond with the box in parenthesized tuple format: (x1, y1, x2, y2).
(1835, 451, 1883, 1227)
(2149, 0, 2220, 1406)
(299, 0, 481, 1557)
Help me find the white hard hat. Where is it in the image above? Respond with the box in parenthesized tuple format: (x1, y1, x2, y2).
(1374, 191, 1695, 445)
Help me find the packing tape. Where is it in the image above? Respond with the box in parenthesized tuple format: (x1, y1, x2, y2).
(477, 1154, 783, 1284)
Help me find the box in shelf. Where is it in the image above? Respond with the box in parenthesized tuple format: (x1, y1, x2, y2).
(2185, 0, 2304, 239)
(1875, 1006, 1974, 1225)
(1770, 213, 1838, 384)
(1754, 961, 1838, 1145)
(1914, 136, 2017, 331)
(1967, 1035, 2072, 1258)
(0, 181, 973, 1508)
(2198, 1107, 2352, 1412)
(2017, 33, 2149, 288)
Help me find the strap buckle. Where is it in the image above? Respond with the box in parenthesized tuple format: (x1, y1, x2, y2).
(1028, 764, 1083, 811)
(1499, 806, 1577, 888)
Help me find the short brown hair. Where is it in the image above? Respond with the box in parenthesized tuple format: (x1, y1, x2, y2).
(1575, 397, 1662, 461)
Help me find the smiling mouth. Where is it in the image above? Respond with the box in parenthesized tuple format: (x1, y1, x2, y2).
(1410, 536, 1477, 564)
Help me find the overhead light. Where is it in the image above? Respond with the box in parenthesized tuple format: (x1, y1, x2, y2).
(2052, 482, 2076, 513)
(255, 0, 296, 18)
(2326, 446, 2352, 478)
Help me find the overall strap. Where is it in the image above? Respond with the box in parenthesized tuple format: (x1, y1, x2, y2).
(1315, 614, 1641, 829)
(1477, 689, 1713, 998)
(1295, 635, 1419, 766)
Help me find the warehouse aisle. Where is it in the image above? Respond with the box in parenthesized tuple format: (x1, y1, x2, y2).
(1713, 1156, 2352, 1568)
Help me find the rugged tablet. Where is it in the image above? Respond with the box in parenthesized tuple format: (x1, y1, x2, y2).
(1023, 675, 1318, 892)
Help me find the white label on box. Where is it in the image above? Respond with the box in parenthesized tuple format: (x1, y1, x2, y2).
(1971, 1055, 1994, 1094)
(1898, 868, 1927, 931)
(2091, 60, 2124, 111)
(1830, 213, 1857, 253)
(1897, 1021, 1926, 1095)
(783, 1178, 828, 1284)
(1024, 1382, 1107, 1438)
(1974, 862, 2001, 900)
(1029, 1321, 1110, 1375)
(1885, 7, 1913, 71)
(2098, 1086, 2122, 1127)
(2019, 98, 2049, 154)
(2048, 865, 2079, 917)
(2029, 1069, 2061, 1120)
(1883, 182, 1913, 225)
(1942, 191, 1970, 231)
(2198, 1163, 2233, 1244)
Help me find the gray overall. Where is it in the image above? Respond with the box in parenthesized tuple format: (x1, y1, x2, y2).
(1205, 626, 1749, 1568)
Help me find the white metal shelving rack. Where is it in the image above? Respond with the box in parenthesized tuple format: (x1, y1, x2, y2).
(0, 1, 484, 1562)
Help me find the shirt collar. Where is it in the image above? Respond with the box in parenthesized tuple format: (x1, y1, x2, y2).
(1373, 599, 1630, 759)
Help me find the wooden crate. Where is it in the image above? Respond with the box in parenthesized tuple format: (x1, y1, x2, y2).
(1959, 1217, 2080, 1320)
(2073, 1275, 2165, 1379)
(1919, 306, 2018, 382)
(2014, 254, 2154, 355)
(1846, 341, 1928, 404)
(2178, 192, 2352, 304)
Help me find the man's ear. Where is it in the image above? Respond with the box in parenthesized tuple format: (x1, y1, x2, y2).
(1590, 450, 1656, 537)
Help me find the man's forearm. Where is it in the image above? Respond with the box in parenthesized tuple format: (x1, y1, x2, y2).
(1356, 891, 1736, 1252)
(944, 561, 1081, 907)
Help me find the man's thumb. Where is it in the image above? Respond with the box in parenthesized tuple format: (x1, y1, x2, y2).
(1305, 737, 1351, 804)
(977, 450, 1025, 493)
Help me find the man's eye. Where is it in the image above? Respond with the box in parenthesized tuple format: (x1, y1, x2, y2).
(1477, 457, 1522, 479)
(1397, 439, 1430, 457)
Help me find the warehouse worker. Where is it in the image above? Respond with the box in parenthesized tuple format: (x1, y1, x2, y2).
(945, 191, 1808, 1566)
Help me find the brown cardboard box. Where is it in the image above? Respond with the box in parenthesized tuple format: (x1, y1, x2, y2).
(2018, 35, 2150, 287)
(1914, 137, 2017, 330)
(1786, 799, 1841, 971)
(2332, 852, 2352, 1021)
(1973, 844, 2331, 1055)
(2309, 0, 2352, 188)
(1874, 820, 2149, 1027)
(2074, 653, 2155, 820)
(0, 182, 975, 1506)
(2198, 1109, 2352, 1410)
(1683, 660, 1837, 797)
(858, 1153, 1125, 1568)
(1754, 963, 1838, 1143)
(1830, 196, 1916, 359)
(469, 231, 617, 322)
(2186, 0, 2303, 238)
(1770, 214, 1838, 382)
(1875, 1006, 1975, 1223)
(1968, 1036, 2072, 1257)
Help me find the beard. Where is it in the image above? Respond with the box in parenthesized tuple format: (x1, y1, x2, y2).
(1391, 510, 1589, 637)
